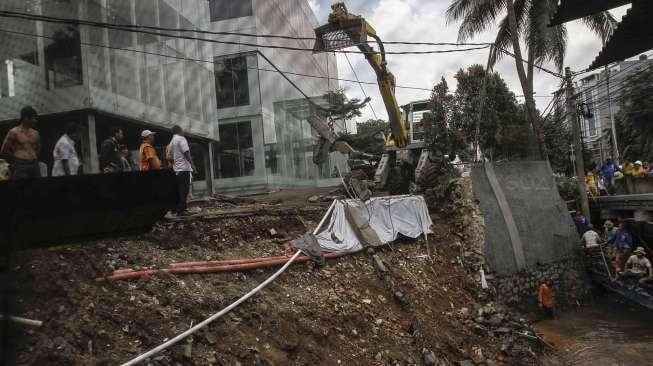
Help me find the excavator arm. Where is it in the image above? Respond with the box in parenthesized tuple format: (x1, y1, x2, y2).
(313, 2, 410, 149)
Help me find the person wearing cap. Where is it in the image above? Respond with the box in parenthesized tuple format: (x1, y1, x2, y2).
(621, 247, 652, 286)
(632, 160, 646, 177)
(139, 130, 161, 171)
(0, 106, 41, 179)
(581, 224, 601, 249)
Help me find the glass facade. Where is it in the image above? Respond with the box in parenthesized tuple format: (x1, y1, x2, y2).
(216, 121, 255, 178)
(209, 0, 253, 22)
(271, 98, 347, 182)
(0, 0, 216, 140)
(214, 55, 250, 109)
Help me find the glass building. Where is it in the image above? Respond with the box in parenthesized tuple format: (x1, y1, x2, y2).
(0, 0, 342, 193)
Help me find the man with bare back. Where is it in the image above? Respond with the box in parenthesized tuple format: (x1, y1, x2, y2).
(0, 106, 41, 180)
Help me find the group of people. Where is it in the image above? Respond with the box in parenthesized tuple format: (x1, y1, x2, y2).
(586, 158, 653, 196)
(577, 212, 652, 288)
(0, 106, 195, 215)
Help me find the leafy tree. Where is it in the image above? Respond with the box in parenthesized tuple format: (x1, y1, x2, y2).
(321, 89, 370, 122)
(426, 66, 530, 160)
(336, 119, 389, 155)
(615, 67, 653, 161)
(446, 0, 616, 158)
(541, 109, 573, 174)
(452, 65, 530, 159)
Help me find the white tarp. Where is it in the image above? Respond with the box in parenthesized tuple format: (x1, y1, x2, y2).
(315, 195, 433, 252)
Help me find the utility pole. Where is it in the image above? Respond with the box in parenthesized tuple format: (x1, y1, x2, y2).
(565, 67, 590, 220)
(605, 65, 620, 162)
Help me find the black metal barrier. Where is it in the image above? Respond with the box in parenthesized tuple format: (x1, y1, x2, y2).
(0, 170, 178, 250)
(0, 170, 177, 364)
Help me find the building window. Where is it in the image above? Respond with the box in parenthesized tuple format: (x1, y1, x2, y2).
(43, 0, 82, 89)
(209, 0, 252, 21)
(217, 121, 255, 178)
(214, 55, 249, 108)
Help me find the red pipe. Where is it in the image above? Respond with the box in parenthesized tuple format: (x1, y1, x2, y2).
(168, 256, 290, 268)
(99, 251, 351, 281)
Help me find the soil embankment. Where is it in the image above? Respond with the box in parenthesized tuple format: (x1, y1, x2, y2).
(9, 181, 546, 365)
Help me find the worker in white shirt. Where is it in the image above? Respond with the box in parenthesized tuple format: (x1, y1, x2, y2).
(167, 125, 195, 215)
(52, 124, 81, 176)
(582, 224, 601, 249)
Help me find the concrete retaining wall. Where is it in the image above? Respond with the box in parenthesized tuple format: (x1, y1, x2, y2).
(471, 161, 579, 276)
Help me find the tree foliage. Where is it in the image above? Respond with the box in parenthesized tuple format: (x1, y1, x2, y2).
(336, 119, 389, 156)
(446, 0, 616, 157)
(542, 109, 573, 174)
(321, 89, 370, 122)
(615, 66, 653, 161)
(427, 65, 530, 160)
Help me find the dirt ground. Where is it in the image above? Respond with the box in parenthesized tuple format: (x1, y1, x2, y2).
(6, 180, 547, 365)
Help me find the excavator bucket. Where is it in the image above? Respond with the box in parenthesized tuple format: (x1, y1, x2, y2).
(313, 18, 367, 53)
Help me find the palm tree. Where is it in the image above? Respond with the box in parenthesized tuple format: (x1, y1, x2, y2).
(446, 0, 617, 158)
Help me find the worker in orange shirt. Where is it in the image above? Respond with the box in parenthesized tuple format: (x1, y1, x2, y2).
(538, 280, 555, 319)
(139, 130, 161, 171)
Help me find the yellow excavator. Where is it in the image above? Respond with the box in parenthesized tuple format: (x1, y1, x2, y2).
(312, 2, 437, 193)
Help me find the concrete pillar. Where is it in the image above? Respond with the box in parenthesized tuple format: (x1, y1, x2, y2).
(205, 142, 216, 195)
(82, 112, 100, 174)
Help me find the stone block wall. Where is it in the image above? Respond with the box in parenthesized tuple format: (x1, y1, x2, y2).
(491, 256, 591, 312)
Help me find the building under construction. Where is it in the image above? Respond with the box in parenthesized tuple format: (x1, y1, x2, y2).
(0, 0, 340, 194)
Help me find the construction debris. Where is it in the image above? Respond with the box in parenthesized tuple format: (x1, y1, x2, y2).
(7, 183, 546, 365)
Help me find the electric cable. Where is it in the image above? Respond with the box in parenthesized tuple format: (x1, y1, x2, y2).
(0, 28, 431, 92)
(0, 8, 494, 46)
(344, 53, 378, 120)
(495, 47, 564, 79)
(0, 10, 492, 56)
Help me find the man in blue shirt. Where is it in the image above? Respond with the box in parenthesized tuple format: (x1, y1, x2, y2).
(613, 222, 633, 272)
(574, 211, 589, 236)
(601, 158, 618, 195)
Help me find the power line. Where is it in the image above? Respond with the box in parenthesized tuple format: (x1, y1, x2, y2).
(0, 28, 434, 93)
(571, 56, 651, 98)
(495, 47, 564, 79)
(0, 8, 494, 47)
(344, 53, 378, 120)
(0, 11, 491, 55)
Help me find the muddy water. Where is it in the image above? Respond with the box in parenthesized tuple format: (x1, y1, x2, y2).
(535, 301, 653, 366)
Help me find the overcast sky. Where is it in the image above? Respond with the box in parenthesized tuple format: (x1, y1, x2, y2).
(307, 0, 630, 131)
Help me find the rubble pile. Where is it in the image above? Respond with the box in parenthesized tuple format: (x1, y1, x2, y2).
(9, 185, 547, 365)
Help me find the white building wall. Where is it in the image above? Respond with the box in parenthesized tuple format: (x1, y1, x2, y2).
(205, 0, 340, 191)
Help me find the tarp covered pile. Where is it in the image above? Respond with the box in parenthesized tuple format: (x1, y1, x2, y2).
(312, 195, 433, 253)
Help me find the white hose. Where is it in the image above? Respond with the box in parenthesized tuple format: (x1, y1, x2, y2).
(120, 200, 337, 366)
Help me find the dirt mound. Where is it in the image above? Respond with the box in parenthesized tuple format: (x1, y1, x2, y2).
(8, 188, 545, 365)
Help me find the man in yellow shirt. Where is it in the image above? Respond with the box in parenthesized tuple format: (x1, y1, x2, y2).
(586, 170, 597, 196)
(623, 159, 635, 176)
(139, 130, 161, 171)
(632, 160, 646, 177)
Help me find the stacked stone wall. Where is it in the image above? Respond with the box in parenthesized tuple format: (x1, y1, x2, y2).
(491, 256, 591, 311)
